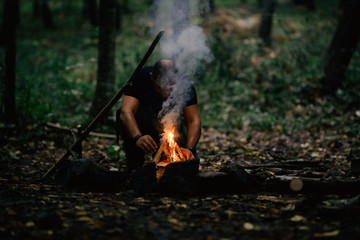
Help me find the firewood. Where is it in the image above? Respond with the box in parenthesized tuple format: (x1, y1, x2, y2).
(153, 140, 165, 164)
(174, 143, 186, 161)
(290, 178, 303, 192)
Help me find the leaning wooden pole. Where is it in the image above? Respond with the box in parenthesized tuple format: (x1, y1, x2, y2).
(42, 31, 165, 179)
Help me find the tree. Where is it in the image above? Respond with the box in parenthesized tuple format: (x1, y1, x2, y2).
(32, 0, 55, 29)
(0, 1, 7, 47)
(3, 0, 18, 125)
(323, 0, 360, 94)
(90, 0, 116, 118)
(82, 0, 98, 27)
(41, 0, 55, 29)
(259, 0, 275, 47)
(1, 0, 19, 47)
(33, 0, 41, 18)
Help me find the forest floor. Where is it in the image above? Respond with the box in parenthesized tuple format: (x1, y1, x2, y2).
(1, 126, 359, 240)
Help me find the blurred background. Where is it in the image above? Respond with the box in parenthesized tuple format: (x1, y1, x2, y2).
(1, 0, 359, 138)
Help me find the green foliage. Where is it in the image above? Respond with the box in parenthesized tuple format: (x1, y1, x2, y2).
(1, 0, 359, 137)
(196, 0, 360, 135)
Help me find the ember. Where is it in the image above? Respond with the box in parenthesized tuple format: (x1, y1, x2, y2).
(154, 126, 189, 180)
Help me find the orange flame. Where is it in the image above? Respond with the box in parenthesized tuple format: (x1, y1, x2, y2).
(168, 130, 179, 161)
(155, 126, 187, 181)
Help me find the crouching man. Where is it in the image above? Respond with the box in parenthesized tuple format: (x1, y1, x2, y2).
(119, 59, 201, 171)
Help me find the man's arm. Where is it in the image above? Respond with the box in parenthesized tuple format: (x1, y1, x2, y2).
(183, 104, 201, 149)
(120, 95, 157, 154)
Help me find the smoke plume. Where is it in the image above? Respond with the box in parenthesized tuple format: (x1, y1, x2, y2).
(150, 0, 212, 140)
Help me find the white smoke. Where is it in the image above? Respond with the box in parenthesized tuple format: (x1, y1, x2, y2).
(150, 0, 212, 140)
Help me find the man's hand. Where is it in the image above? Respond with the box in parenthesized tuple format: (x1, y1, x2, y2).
(181, 148, 194, 160)
(135, 135, 157, 155)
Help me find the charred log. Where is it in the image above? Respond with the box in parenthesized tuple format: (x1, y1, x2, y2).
(259, 176, 360, 194)
(53, 159, 127, 193)
(130, 162, 158, 194)
(159, 158, 199, 195)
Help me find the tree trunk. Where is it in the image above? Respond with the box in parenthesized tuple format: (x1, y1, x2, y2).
(259, 0, 275, 47)
(14, 0, 20, 25)
(0, 1, 7, 47)
(41, 0, 55, 29)
(172, 0, 190, 35)
(323, 0, 360, 94)
(3, 0, 18, 125)
(90, 0, 116, 118)
(83, 0, 98, 27)
(1, 0, 19, 47)
(33, 0, 41, 18)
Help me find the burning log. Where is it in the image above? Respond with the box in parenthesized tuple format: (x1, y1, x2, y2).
(129, 126, 202, 194)
(153, 141, 165, 164)
(154, 126, 188, 181)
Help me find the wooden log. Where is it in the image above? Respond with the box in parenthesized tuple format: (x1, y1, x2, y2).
(53, 159, 128, 193)
(45, 122, 117, 139)
(153, 140, 165, 164)
(242, 160, 322, 170)
(174, 143, 186, 161)
(290, 178, 303, 192)
(259, 175, 360, 194)
(42, 31, 164, 180)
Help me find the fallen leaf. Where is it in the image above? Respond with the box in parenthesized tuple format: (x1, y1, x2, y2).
(12, 176, 20, 181)
(76, 211, 87, 216)
(314, 230, 340, 237)
(77, 216, 94, 222)
(243, 222, 254, 230)
(225, 210, 237, 218)
(25, 221, 35, 227)
(290, 215, 306, 222)
(168, 217, 179, 224)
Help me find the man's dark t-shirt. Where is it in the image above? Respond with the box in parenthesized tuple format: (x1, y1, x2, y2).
(124, 66, 197, 144)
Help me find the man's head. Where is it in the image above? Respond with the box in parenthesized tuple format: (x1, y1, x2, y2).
(150, 59, 176, 98)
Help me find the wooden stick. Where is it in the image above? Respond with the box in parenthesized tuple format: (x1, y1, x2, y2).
(45, 122, 117, 139)
(154, 141, 165, 164)
(174, 143, 186, 161)
(42, 31, 165, 179)
(76, 125, 82, 158)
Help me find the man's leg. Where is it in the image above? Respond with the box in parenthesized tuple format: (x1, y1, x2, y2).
(123, 139, 145, 171)
(117, 108, 145, 171)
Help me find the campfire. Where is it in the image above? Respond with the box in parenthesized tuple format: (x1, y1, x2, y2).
(153, 126, 189, 181)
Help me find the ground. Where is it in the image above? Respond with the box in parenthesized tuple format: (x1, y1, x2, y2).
(0, 127, 359, 239)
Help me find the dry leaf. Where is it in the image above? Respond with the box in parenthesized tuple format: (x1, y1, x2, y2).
(314, 230, 340, 237)
(290, 215, 306, 222)
(243, 222, 254, 230)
